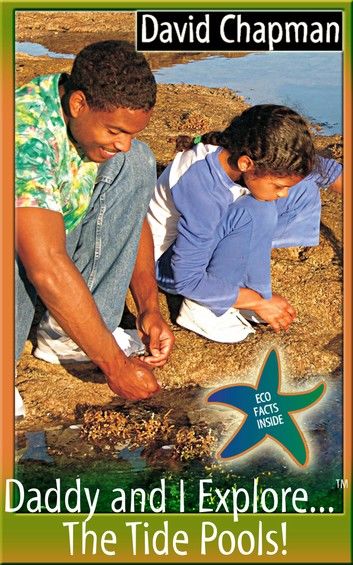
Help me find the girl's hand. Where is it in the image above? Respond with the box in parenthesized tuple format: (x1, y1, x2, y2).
(253, 293, 296, 332)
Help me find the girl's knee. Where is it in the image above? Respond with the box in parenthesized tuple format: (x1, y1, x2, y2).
(220, 198, 277, 241)
(238, 197, 278, 228)
(280, 178, 320, 212)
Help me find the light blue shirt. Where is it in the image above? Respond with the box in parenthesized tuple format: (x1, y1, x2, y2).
(156, 147, 342, 315)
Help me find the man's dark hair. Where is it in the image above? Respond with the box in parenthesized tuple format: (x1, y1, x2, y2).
(66, 40, 156, 111)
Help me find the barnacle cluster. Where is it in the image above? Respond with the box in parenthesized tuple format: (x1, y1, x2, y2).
(81, 407, 216, 461)
(174, 428, 216, 461)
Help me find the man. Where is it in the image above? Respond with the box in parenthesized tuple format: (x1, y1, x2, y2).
(15, 40, 174, 409)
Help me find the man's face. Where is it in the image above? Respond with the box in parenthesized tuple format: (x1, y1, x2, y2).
(243, 172, 303, 201)
(66, 91, 152, 162)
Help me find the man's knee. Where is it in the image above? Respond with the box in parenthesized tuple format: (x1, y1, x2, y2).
(129, 140, 156, 186)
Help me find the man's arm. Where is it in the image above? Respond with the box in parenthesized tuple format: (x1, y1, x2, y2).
(16, 207, 159, 399)
(129, 219, 174, 367)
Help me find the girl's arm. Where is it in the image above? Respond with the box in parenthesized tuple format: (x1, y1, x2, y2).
(314, 156, 342, 192)
(234, 288, 296, 332)
(171, 172, 295, 331)
(328, 173, 342, 194)
(171, 165, 252, 316)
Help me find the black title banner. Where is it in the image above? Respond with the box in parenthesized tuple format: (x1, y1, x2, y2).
(137, 11, 342, 51)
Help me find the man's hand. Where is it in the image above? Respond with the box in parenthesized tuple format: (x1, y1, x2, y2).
(129, 219, 175, 368)
(253, 293, 296, 332)
(105, 354, 160, 400)
(136, 310, 175, 367)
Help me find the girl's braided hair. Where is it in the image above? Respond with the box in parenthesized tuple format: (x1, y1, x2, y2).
(176, 104, 316, 177)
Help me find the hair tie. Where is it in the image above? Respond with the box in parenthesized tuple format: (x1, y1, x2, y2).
(193, 135, 202, 145)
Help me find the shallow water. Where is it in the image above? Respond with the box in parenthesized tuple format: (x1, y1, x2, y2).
(155, 52, 342, 135)
(20, 431, 54, 464)
(16, 41, 75, 59)
(16, 42, 342, 134)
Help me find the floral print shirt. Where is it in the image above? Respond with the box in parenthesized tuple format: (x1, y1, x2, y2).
(15, 73, 98, 233)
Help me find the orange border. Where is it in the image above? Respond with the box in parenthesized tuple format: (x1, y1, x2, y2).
(0, 3, 352, 563)
(0, 1, 15, 494)
(342, 2, 352, 518)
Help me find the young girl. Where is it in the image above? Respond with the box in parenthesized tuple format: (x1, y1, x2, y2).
(147, 104, 342, 343)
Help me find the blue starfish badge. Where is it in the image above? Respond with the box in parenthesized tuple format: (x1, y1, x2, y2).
(207, 349, 326, 466)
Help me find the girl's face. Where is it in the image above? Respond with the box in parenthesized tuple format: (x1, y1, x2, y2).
(242, 171, 303, 201)
(221, 152, 304, 201)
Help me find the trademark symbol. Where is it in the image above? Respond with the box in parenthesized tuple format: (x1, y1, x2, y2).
(336, 479, 349, 489)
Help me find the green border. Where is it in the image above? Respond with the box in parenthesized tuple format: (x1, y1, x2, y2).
(2, 0, 352, 8)
(1, 0, 352, 563)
